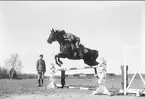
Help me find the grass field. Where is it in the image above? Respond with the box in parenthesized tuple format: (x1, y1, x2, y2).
(0, 76, 145, 99)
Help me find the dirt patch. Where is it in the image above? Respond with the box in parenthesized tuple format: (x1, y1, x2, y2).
(0, 79, 145, 99)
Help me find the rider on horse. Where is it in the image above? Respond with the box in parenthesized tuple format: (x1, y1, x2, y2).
(62, 30, 84, 58)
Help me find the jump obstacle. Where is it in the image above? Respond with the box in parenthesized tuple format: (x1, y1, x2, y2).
(47, 64, 145, 96)
(55, 65, 99, 87)
(60, 65, 111, 95)
(47, 58, 111, 96)
(47, 65, 98, 89)
(119, 65, 145, 96)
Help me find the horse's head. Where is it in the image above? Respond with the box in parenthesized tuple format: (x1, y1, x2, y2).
(47, 28, 57, 44)
(47, 28, 66, 44)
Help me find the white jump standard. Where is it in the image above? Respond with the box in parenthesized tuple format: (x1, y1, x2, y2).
(119, 65, 145, 96)
(47, 63, 57, 89)
(92, 58, 111, 95)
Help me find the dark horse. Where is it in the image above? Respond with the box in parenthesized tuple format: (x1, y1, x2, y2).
(47, 29, 99, 74)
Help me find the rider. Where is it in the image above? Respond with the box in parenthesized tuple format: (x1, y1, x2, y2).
(62, 30, 83, 58)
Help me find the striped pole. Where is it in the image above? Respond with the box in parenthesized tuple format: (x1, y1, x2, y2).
(57, 66, 99, 71)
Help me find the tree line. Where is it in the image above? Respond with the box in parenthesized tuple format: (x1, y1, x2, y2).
(0, 53, 37, 79)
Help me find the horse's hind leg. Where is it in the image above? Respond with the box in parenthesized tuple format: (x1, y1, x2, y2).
(84, 59, 99, 77)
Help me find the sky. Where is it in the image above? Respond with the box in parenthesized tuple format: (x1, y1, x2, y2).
(0, 1, 145, 75)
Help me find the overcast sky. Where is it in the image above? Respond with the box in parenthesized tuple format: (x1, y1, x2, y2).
(0, 1, 145, 75)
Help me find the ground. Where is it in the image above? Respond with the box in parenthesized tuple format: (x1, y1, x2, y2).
(2, 89, 145, 99)
(0, 77, 145, 99)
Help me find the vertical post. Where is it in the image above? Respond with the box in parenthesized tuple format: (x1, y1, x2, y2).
(125, 66, 128, 93)
(123, 47, 128, 95)
(126, 65, 128, 88)
(121, 65, 124, 90)
(124, 65, 126, 95)
(61, 69, 65, 88)
(94, 68, 98, 77)
(121, 65, 128, 95)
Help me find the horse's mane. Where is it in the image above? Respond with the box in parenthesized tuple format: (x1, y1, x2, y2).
(52, 29, 66, 43)
(54, 29, 66, 36)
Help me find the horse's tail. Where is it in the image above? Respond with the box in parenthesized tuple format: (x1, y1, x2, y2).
(94, 50, 99, 59)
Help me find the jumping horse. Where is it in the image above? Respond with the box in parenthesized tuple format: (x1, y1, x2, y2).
(47, 29, 99, 75)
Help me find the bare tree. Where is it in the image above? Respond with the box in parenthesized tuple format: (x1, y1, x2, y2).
(5, 53, 23, 79)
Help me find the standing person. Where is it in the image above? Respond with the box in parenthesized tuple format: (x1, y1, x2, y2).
(36, 54, 46, 87)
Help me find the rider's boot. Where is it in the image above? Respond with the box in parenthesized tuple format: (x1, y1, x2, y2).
(75, 44, 83, 58)
(71, 44, 75, 50)
(73, 52, 77, 58)
(78, 48, 84, 58)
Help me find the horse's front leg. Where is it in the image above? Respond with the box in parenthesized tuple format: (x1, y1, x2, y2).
(55, 53, 66, 67)
(55, 55, 61, 67)
(58, 57, 63, 64)
(57, 53, 66, 65)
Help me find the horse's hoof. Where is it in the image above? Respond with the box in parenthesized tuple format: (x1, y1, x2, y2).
(59, 61, 63, 64)
(58, 64, 61, 67)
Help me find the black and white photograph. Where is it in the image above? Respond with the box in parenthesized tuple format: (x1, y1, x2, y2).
(0, 1, 145, 99)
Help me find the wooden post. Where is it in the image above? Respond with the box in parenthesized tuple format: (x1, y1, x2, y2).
(61, 69, 65, 88)
(126, 65, 128, 88)
(121, 65, 124, 90)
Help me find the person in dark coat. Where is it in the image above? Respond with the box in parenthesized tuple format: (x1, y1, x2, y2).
(36, 54, 46, 87)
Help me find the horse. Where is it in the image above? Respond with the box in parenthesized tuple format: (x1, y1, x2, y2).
(47, 28, 99, 74)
